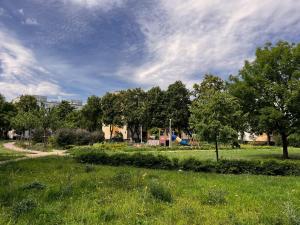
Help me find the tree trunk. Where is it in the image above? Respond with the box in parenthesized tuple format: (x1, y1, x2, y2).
(281, 133, 289, 159)
(215, 139, 219, 161)
(109, 125, 113, 140)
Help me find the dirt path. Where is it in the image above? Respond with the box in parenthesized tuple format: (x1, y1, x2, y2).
(0, 142, 68, 165)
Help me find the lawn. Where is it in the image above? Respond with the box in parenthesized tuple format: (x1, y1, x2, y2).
(0, 156, 299, 225)
(0, 141, 24, 162)
(135, 146, 300, 162)
(79, 143, 300, 163)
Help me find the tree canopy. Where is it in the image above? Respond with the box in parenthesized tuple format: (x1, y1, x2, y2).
(229, 41, 300, 158)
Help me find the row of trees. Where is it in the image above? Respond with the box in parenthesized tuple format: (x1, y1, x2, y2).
(0, 41, 299, 159)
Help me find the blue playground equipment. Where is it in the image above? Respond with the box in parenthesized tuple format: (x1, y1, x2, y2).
(171, 134, 190, 146)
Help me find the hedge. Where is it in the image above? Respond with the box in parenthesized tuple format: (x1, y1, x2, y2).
(75, 151, 300, 176)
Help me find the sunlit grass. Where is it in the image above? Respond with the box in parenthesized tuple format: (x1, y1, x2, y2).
(0, 156, 299, 225)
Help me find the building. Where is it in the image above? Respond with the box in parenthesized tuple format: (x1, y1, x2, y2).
(13, 95, 83, 110)
(239, 132, 274, 144)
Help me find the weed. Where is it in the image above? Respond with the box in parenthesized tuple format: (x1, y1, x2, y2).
(12, 198, 37, 218)
(22, 181, 46, 191)
(148, 180, 173, 203)
(202, 189, 227, 205)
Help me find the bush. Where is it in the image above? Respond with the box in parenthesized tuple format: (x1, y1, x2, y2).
(54, 128, 104, 147)
(75, 129, 91, 145)
(288, 133, 300, 148)
(90, 131, 105, 144)
(75, 150, 300, 176)
(55, 128, 76, 148)
(32, 128, 45, 143)
(148, 180, 173, 202)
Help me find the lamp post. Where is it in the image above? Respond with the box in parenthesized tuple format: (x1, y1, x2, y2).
(169, 119, 172, 148)
(140, 125, 143, 144)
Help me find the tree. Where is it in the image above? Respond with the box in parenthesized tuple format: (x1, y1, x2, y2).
(229, 42, 300, 159)
(193, 74, 225, 99)
(120, 88, 146, 141)
(81, 96, 102, 131)
(165, 81, 191, 135)
(101, 92, 123, 140)
(37, 107, 58, 146)
(12, 111, 40, 144)
(145, 87, 167, 129)
(55, 101, 75, 122)
(190, 92, 241, 161)
(15, 95, 39, 112)
(0, 94, 17, 138)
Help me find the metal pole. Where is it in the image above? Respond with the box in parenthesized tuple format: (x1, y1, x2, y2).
(169, 119, 172, 148)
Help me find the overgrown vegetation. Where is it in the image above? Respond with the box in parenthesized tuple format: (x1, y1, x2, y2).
(0, 157, 299, 225)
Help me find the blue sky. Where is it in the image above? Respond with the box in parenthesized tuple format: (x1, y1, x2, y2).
(1, 0, 300, 101)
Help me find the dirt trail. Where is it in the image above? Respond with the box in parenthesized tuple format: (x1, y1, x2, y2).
(0, 142, 67, 165)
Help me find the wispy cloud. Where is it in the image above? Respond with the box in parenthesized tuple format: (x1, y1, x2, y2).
(63, 0, 127, 10)
(118, 0, 300, 88)
(0, 28, 68, 100)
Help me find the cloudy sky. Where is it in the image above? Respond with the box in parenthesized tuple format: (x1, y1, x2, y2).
(1, 0, 300, 100)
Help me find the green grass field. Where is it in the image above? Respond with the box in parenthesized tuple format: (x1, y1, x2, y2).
(0, 141, 24, 162)
(133, 146, 300, 162)
(0, 156, 299, 225)
(82, 144, 300, 164)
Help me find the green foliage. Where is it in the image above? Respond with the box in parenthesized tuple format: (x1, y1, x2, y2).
(81, 95, 102, 131)
(54, 128, 104, 147)
(190, 84, 242, 160)
(75, 150, 300, 176)
(101, 92, 123, 139)
(165, 81, 191, 132)
(120, 88, 146, 141)
(89, 131, 105, 144)
(148, 180, 173, 203)
(15, 95, 39, 112)
(54, 128, 76, 147)
(75, 129, 91, 145)
(144, 86, 167, 129)
(0, 94, 17, 139)
(230, 41, 300, 158)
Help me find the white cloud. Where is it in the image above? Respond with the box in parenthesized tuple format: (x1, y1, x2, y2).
(18, 8, 24, 15)
(118, 0, 300, 88)
(0, 29, 68, 100)
(63, 0, 126, 10)
(23, 18, 38, 25)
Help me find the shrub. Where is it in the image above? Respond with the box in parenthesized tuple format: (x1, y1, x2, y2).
(288, 133, 300, 148)
(54, 128, 76, 148)
(148, 180, 173, 203)
(22, 181, 46, 191)
(12, 198, 37, 218)
(75, 150, 300, 176)
(90, 131, 105, 144)
(75, 129, 91, 145)
(32, 128, 45, 143)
